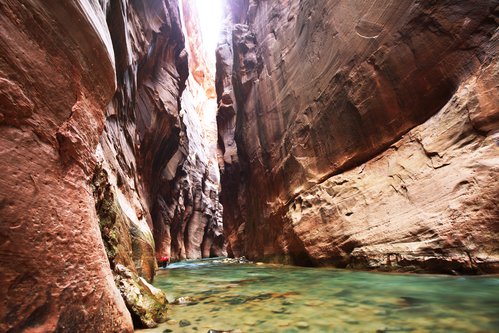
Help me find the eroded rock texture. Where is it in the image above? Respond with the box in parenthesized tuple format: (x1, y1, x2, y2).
(0, 1, 133, 331)
(152, 0, 225, 262)
(217, 0, 499, 273)
(0, 0, 223, 331)
(92, 167, 168, 328)
(96, 0, 225, 326)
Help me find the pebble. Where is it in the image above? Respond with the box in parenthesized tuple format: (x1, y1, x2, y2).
(162, 329, 173, 333)
(174, 296, 196, 305)
(166, 319, 177, 325)
(296, 321, 309, 329)
(179, 319, 191, 327)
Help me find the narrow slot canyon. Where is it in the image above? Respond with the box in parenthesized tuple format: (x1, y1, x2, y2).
(0, 0, 498, 332)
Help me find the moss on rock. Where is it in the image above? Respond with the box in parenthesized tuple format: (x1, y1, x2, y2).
(114, 264, 168, 328)
(92, 166, 168, 328)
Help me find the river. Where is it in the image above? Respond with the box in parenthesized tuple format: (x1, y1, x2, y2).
(139, 258, 499, 332)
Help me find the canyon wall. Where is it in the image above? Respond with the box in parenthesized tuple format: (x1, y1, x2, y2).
(0, 1, 133, 331)
(152, 0, 225, 261)
(0, 0, 222, 331)
(217, 0, 499, 273)
(97, 0, 224, 272)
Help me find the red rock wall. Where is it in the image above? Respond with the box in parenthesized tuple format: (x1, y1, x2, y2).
(151, 0, 225, 261)
(94, 2, 189, 328)
(0, 0, 133, 331)
(217, 0, 499, 273)
(98, 0, 188, 278)
(0, 0, 223, 330)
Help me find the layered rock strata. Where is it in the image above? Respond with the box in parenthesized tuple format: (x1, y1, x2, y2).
(152, 0, 225, 262)
(0, 0, 223, 331)
(217, 0, 499, 273)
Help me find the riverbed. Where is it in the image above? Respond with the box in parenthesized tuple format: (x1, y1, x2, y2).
(139, 258, 499, 332)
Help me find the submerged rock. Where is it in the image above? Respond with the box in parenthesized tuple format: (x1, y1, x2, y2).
(213, 257, 252, 264)
(296, 322, 310, 329)
(272, 307, 290, 314)
(174, 296, 197, 305)
(304, 300, 324, 306)
(179, 319, 192, 327)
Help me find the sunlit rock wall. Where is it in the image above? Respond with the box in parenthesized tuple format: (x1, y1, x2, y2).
(0, 0, 133, 331)
(151, 0, 225, 261)
(217, 0, 499, 273)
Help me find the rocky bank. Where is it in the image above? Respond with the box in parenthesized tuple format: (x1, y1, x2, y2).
(217, 0, 499, 273)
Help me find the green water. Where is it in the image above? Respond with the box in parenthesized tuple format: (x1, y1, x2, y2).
(142, 258, 499, 333)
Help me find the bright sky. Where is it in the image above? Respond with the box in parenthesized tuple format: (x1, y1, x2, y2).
(191, 0, 224, 58)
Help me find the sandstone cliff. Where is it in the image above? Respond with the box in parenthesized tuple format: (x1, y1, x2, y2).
(0, 1, 132, 331)
(152, 0, 225, 262)
(0, 0, 223, 331)
(217, 0, 499, 273)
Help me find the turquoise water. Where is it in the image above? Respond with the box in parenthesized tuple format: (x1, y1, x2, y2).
(142, 258, 499, 333)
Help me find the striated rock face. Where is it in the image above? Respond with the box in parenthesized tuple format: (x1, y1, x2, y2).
(216, 3, 242, 259)
(95, 0, 226, 326)
(97, 0, 189, 289)
(0, 0, 133, 331)
(151, 0, 225, 262)
(92, 167, 168, 328)
(0, 0, 223, 331)
(217, 0, 499, 273)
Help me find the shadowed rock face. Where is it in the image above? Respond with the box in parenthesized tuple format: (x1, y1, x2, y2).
(152, 0, 225, 262)
(0, 0, 223, 331)
(217, 0, 499, 272)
